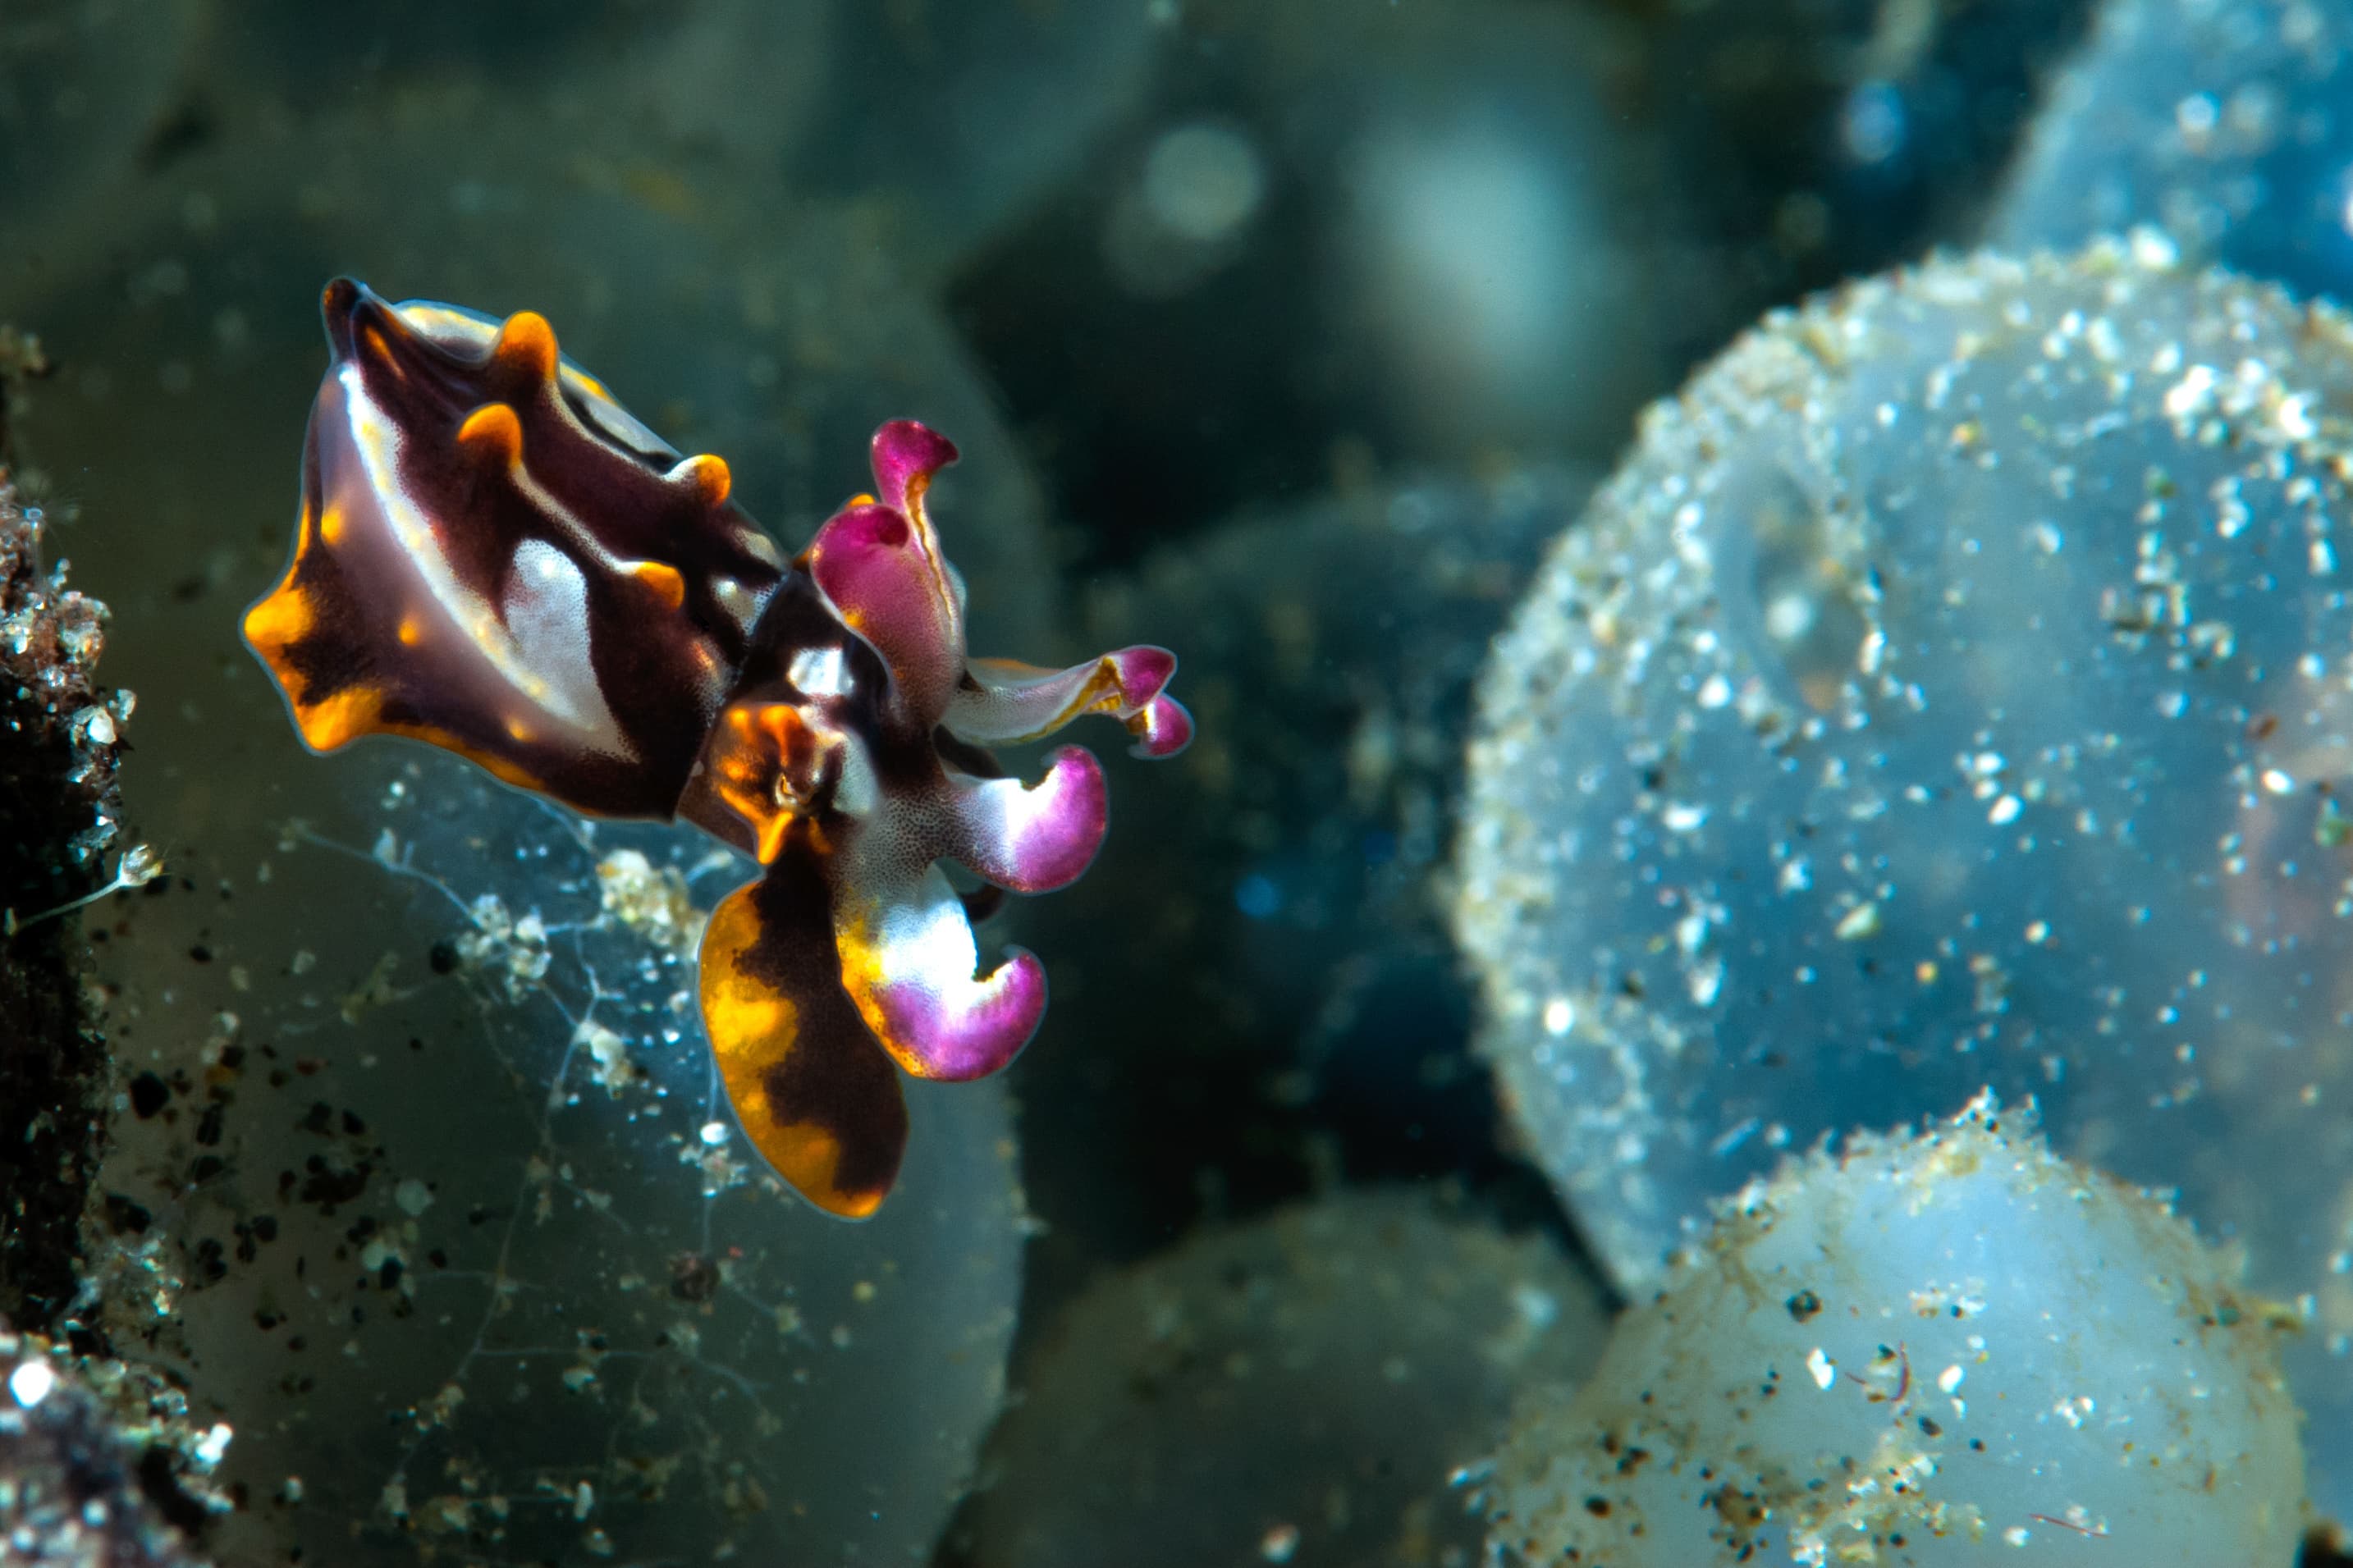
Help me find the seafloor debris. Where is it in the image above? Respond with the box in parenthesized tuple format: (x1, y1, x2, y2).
(0, 475, 141, 1333)
(950, 1186, 1609, 1568)
(1453, 238, 2353, 1518)
(1484, 1096, 2306, 1566)
(0, 1325, 229, 1568)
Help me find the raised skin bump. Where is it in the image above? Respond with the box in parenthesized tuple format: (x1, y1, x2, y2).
(676, 453, 732, 506)
(456, 403, 524, 459)
(245, 281, 1190, 1217)
(489, 309, 560, 379)
(629, 560, 688, 611)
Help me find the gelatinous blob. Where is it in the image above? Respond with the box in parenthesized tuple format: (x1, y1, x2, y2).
(1994, 0, 2353, 305)
(959, 1189, 1609, 1568)
(1487, 1099, 2306, 1566)
(1456, 241, 2353, 1520)
(96, 743, 1025, 1566)
(245, 286, 1193, 1217)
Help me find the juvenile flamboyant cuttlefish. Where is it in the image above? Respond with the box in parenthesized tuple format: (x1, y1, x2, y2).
(244, 278, 1189, 1218)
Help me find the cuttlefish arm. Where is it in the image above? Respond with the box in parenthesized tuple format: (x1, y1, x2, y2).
(687, 423, 1191, 1212)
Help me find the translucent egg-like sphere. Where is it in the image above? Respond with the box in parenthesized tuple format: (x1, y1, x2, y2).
(960, 1188, 1608, 1568)
(1486, 1098, 2307, 1566)
(95, 741, 1024, 1565)
(1454, 241, 2353, 1517)
(1994, 0, 2353, 305)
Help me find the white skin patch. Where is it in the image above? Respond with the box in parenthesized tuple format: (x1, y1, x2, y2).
(713, 576, 762, 633)
(874, 864, 986, 999)
(504, 539, 623, 741)
(789, 645, 853, 699)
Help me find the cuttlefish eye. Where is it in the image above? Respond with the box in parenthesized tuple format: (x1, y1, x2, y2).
(244, 281, 1193, 1219)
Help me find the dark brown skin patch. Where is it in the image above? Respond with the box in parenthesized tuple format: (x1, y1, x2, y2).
(716, 833, 907, 1214)
(246, 278, 787, 821)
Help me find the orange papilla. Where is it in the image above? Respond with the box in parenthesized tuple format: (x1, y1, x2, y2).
(683, 453, 732, 507)
(291, 683, 386, 751)
(491, 309, 560, 380)
(241, 582, 315, 664)
(628, 560, 688, 611)
(239, 496, 337, 669)
(456, 402, 525, 461)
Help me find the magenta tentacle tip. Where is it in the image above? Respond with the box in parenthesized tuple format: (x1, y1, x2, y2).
(1130, 693, 1196, 759)
(869, 418, 961, 522)
(864, 945, 1049, 1084)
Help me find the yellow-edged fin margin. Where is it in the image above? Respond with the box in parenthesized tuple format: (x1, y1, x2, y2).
(289, 678, 547, 793)
(699, 875, 905, 1219)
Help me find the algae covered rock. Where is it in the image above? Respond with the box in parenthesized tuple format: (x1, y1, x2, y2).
(1485, 1096, 2307, 1566)
(0, 478, 144, 1333)
(1454, 240, 2353, 1517)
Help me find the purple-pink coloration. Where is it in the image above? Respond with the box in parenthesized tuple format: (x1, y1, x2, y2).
(244, 278, 1191, 1218)
(944, 747, 1109, 894)
(805, 501, 964, 719)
